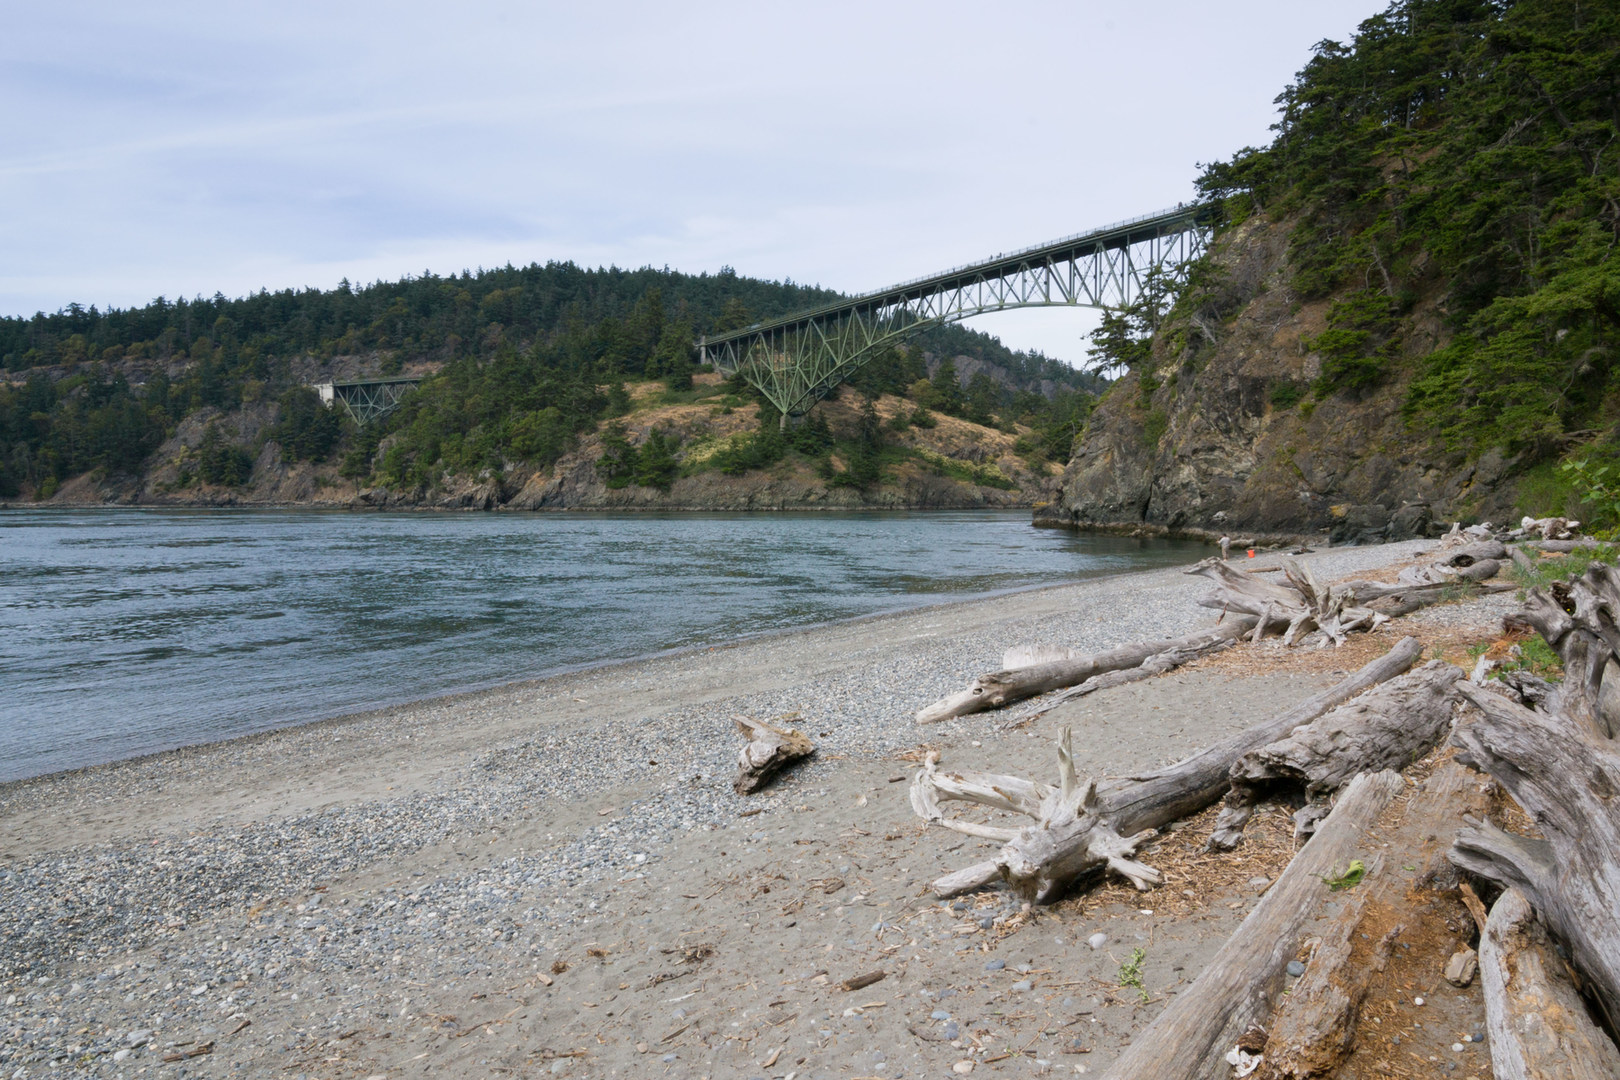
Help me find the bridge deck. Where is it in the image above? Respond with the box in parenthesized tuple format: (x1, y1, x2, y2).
(702, 204, 1210, 346)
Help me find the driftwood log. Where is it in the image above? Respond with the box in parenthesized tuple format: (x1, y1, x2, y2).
(1189, 557, 1388, 646)
(1396, 558, 1502, 587)
(1099, 771, 1407, 1080)
(1207, 660, 1462, 850)
(1260, 761, 1488, 1078)
(732, 716, 814, 794)
(1507, 543, 1538, 576)
(1450, 681, 1620, 1034)
(1440, 539, 1507, 566)
(1011, 638, 1238, 722)
(1479, 887, 1620, 1080)
(1512, 562, 1620, 738)
(911, 638, 1422, 900)
(1525, 538, 1603, 552)
(916, 616, 1259, 723)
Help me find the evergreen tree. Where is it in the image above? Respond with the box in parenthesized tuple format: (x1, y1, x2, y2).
(633, 428, 680, 490)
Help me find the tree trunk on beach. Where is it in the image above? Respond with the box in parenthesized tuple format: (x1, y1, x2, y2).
(1450, 681, 1620, 1035)
(1510, 562, 1620, 738)
(1478, 886, 1620, 1080)
(1260, 761, 1488, 1078)
(1188, 557, 1389, 646)
(916, 617, 1260, 723)
(911, 638, 1423, 901)
(1098, 771, 1407, 1080)
(1207, 660, 1461, 851)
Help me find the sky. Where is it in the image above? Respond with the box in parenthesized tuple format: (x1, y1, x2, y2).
(1, 1, 1382, 365)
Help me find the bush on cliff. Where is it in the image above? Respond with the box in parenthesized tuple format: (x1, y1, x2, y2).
(1194, 0, 1620, 463)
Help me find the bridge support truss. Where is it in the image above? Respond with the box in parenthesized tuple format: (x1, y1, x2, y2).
(699, 206, 1211, 420)
(313, 377, 424, 425)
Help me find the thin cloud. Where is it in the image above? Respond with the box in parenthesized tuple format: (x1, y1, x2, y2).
(2, 0, 1377, 362)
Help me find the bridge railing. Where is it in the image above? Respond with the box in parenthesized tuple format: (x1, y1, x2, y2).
(875, 203, 1203, 296)
(704, 203, 1211, 346)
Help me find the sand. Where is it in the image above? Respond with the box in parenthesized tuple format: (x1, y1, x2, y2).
(0, 540, 1514, 1079)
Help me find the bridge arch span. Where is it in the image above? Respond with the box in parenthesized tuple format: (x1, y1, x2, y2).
(699, 205, 1213, 420)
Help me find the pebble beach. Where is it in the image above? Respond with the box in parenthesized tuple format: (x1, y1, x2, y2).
(0, 538, 1516, 1079)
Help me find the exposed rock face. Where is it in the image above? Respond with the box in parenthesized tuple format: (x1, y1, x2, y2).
(1037, 216, 1525, 544)
(19, 382, 1058, 512)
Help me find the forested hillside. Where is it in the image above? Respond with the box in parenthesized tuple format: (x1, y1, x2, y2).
(0, 260, 1098, 506)
(1048, 0, 1620, 540)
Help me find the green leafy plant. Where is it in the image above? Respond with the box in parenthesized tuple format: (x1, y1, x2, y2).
(1495, 634, 1564, 683)
(1321, 859, 1366, 891)
(1560, 459, 1620, 536)
(1510, 542, 1617, 594)
(1118, 947, 1148, 1003)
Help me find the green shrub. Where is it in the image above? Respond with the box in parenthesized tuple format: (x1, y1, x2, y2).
(1268, 382, 1304, 409)
(1143, 409, 1168, 447)
(633, 428, 680, 490)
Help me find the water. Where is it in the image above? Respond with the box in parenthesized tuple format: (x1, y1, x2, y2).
(0, 509, 1203, 781)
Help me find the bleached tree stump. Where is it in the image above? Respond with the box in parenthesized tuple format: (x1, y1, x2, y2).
(1189, 557, 1388, 646)
(732, 716, 814, 794)
(1511, 561, 1620, 738)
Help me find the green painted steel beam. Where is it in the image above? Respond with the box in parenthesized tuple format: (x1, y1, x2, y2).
(700, 204, 1213, 418)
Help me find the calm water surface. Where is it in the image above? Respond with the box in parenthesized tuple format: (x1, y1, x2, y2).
(0, 509, 1203, 781)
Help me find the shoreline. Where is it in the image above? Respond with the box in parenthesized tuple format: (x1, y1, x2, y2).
(0, 538, 1511, 1079)
(0, 561, 1187, 791)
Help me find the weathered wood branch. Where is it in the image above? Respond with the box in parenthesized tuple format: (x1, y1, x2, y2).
(1208, 660, 1462, 850)
(913, 638, 1423, 901)
(1099, 771, 1407, 1080)
(732, 716, 815, 794)
(916, 617, 1258, 723)
(1525, 538, 1602, 552)
(1450, 682, 1620, 1034)
(1479, 887, 1620, 1080)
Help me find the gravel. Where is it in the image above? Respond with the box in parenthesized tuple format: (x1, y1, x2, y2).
(0, 537, 1499, 1076)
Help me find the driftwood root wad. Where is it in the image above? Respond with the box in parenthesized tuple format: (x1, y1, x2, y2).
(1511, 561, 1620, 738)
(913, 638, 1423, 902)
(732, 716, 815, 794)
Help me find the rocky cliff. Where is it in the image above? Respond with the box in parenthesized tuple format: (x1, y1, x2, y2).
(1035, 215, 1528, 545)
(23, 373, 1061, 512)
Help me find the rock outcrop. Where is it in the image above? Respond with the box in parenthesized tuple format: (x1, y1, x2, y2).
(1036, 216, 1525, 544)
(17, 380, 1059, 512)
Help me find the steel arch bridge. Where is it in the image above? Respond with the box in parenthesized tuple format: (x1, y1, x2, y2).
(698, 204, 1213, 421)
